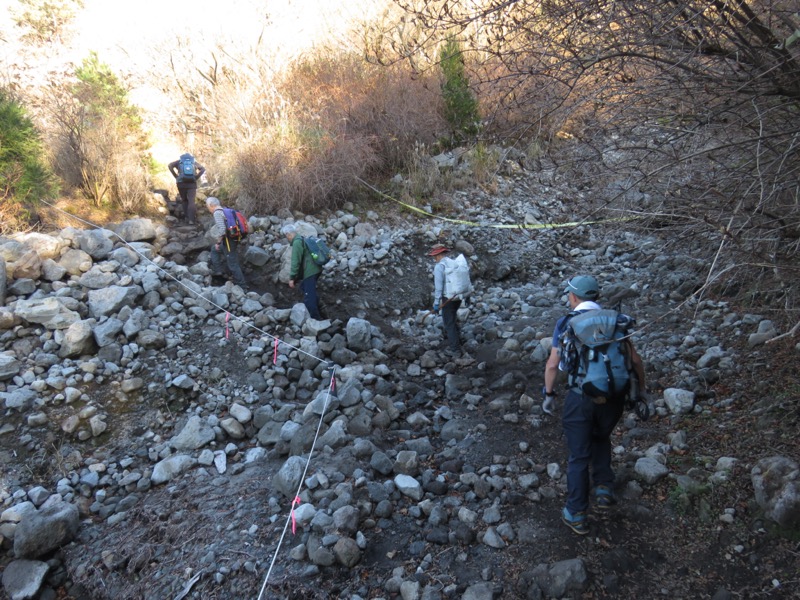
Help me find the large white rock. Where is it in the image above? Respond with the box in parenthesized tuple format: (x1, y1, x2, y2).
(13, 298, 80, 330)
(663, 388, 695, 415)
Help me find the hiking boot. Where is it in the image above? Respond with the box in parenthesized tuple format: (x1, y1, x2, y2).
(210, 274, 226, 287)
(595, 485, 617, 510)
(562, 507, 589, 535)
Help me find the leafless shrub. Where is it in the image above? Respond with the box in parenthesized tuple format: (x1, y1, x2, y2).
(402, 148, 450, 199)
(162, 36, 446, 213)
(379, 0, 800, 307)
(234, 129, 380, 215)
(283, 50, 445, 172)
(113, 153, 150, 212)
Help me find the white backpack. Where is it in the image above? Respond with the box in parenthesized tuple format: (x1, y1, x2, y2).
(442, 254, 472, 299)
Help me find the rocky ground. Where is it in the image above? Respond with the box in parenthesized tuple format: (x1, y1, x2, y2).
(1, 158, 799, 600)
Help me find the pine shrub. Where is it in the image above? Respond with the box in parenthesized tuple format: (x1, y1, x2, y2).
(0, 90, 57, 232)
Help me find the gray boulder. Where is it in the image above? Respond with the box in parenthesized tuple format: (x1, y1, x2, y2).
(0, 353, 21, 381)
(40, 258, 67, 282)
(333, 537, 362, 567)
(58, 249, 93, 276)
(1, 559, 49, 600)
(93, 317, 124, 347)
(663, 388, 695, 415)
(244, 245, 270, 266)
(13, 501, 79, 559)
(274, 455, 307, 498)
(170, 415, 215, 451)
(345, 317, 372, 352)
(2, 388, 36, 410)
(9, 250, 42, 280)
(151, 454, 196, 485)
(115, 218, 157, 242)
(751, 456, 800, 527)
(78, 229, 114, 260)
(13, 231, 62, 259)
(635, 457, 670, 484)
(58, 319, 97, 358)
(13, 298, 80, 330)
(532, 558, 589, 599)
(87, 285, 143, 318)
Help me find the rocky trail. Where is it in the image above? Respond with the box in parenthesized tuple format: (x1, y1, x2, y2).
(1, 160, 799, 600)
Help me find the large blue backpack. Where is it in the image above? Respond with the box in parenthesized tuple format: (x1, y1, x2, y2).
(559, 309, 635, 401)
(178, 153, 196, 183)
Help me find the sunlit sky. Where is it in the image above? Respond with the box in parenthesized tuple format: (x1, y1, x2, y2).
(1, 0, 380, 69)
(0, 0, 384, 165)
(72, 0, 355, 56)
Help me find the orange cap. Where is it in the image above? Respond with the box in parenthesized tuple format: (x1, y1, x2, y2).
(427, 244, 450, 256)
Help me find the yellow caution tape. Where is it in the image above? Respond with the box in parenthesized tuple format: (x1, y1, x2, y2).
(356, 177, 637, 230)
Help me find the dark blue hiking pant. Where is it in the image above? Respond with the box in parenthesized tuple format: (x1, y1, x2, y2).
(301, 273, 321, 320)
(441, 298, 462, 352)
(562, 389, 624, 513)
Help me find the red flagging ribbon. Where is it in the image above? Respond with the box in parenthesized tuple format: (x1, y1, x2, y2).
(291, 496, 302, 534)
(225, 312, 230, 339)
(273, 337, 279, 365)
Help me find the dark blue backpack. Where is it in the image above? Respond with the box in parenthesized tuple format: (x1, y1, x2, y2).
(178, 154, 196, 182)
(559, 309, 635, 401)
(220, 207, 249, 241)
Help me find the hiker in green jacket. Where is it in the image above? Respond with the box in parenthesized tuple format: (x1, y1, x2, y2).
(282, 223, 322, 319)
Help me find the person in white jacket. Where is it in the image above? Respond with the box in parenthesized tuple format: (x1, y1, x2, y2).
(428, 244, 462, 357)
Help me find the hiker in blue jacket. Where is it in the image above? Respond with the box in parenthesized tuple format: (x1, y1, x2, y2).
(206, 197, 246, 288)
(543, 275, 645, 535)
(168, 153, 205, 225)
(283, 223, 322, 319)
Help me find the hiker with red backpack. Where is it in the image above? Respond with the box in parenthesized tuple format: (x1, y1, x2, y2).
(206, 197, 246, 288)
(542, 275, 646, 535)
(168, 152, 205, 225)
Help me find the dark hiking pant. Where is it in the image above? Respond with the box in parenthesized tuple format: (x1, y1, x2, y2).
(176, 183, 198, 224)
(441, 298, 462, 352)
(562, 389, 624, 513)
(301, 273, 321, 320)
(210, 238, 246, 286)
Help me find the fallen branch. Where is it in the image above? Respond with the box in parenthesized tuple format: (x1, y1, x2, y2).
(766, 320, 800, 344)
(173, 572, 202, 600)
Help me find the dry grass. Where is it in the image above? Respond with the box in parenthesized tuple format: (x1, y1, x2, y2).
(216, 47, 446, 214)
(35, 194, 159, 231)
(0, 200, 31, 235)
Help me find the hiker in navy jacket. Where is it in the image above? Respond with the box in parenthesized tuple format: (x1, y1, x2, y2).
(543, 275, 645, 535)
(168, 153, 205, 225)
